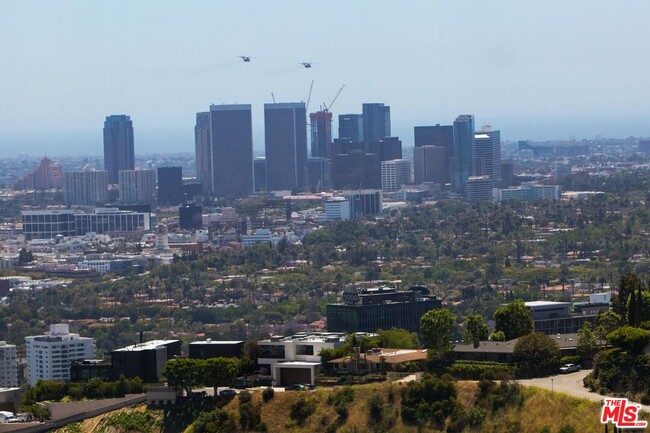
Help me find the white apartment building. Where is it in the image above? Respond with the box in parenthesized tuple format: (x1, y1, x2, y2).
(381, 159, 411, 192)
(118, 169, 156, 205)
(242, 229, 273, 247)
(325, 198, 350, 221)
(0, 342, 17, 388)
(25, 324, 95, 386)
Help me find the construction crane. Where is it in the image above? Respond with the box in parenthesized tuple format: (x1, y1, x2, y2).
(323, 84, 345, 112)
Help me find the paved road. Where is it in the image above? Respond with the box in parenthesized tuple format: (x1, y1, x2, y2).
(519, 369, 650, 413)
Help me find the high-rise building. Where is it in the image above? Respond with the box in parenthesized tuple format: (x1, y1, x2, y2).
(344, 190, 382, 219)
(264, 103, 307, 192)
(195, 112, 212, 194)
(64, 170, 108, 205)
(179, 203, 203, 230)
(103, 115, 135, 184)
(362, 103, 390, 150)
(413, 145, 446, 184)
(338, 114, 363, 142)
(452, 115, 475, 195)
(414, 124, 453, 183)
(157, 167, 183, 206)
(209, 104, 254, 196)
(25, 324, 95, 386)
(327, 287, 442, 334)
(253, 157, 267, 193)
(332, 151, 381, 190)
(466, 176, 493, 203)
(501, 160, 514, 188)
(307, 157, 331, 192)
(381, 159, 411, 192)
(0, 341, 17, 388)
(325, 198, 350, 221)
(30, 156, 64, 190)
(368, 137, 402, 161)
(119, 169, 156, 205)
(310, 111, 333, 158)
(474, 127, 501, 190)
(331, 139, 364, 156)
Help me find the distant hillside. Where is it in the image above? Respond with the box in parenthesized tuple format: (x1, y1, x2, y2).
(55, 381, 638, 433)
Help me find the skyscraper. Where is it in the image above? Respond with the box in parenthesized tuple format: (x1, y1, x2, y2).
(381, 159, 411, 192)
(264, 103, 307, 192)
(338, 114, 363, 142)
(414, 124, 454, 183)
(157, 167, 183, 206)
(209, 104, 254, 196)
(195, 112, 211, 194)
(309, 111, 332, 158)
(452, 115, 475, 195)
(103, 115, 134, 184)
(362, 103, 390, 151)
(253, 157, 267, 193)
(413, 145, 446, 184)
(474, 127, 502, 190)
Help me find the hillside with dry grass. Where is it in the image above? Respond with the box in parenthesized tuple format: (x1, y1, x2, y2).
(54, 381, 637, 433)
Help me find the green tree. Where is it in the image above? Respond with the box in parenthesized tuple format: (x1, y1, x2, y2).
(377, 328, 421, 349)
(203, 357, 240, 392)
(162, 358, 203, 394)
(577, 321, 597, 361)
(607, 326, 650, 354)
(494, 300, 534, 340)
(462, 315, 490, 343)
(513, 332, 560, 377)
(18, 248, 33, 265)
(595, 310, 623, 344)
(489, 330, 506, 341)
(420, 308, 456, 358)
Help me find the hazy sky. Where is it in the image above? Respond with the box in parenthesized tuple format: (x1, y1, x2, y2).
(1, 1, 650, 157)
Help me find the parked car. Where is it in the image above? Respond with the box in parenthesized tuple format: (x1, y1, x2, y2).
(287, 384, 306, 391)
(218, 389, 238, 398)
(559, 363, 581, 374)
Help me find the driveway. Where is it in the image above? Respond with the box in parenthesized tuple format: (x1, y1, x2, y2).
(519, 369, 650, 413)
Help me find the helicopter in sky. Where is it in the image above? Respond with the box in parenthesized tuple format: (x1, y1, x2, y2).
(300, 62, 312, 68)
(239, 56, 252, 62)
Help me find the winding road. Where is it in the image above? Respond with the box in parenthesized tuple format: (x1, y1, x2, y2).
(518, 369, 650, 413)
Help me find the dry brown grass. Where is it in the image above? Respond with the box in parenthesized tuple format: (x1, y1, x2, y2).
(57, 382, 611, 433)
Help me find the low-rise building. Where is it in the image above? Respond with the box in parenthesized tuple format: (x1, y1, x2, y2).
(329, 348, 427, 374)
(257, 332, 345, 386)
(110, 340, 181, 383)
(188, 340, 244, 359)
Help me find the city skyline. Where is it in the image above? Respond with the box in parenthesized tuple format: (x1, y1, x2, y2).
(1, 2, 650, 157)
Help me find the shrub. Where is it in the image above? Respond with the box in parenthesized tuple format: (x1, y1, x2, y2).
(262, 387, 274, 402)
(447, 360, 516, 380)
(238, 390, 252, 404)
(239, 401, 261, 431)
(368, 394, 384, 423)
(466, 406, 485, 427)
(560, 355, 581, 365)
(557, 425, 575, 433)
(192, 409, 236, 433)
(290, 397, 316, 425)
